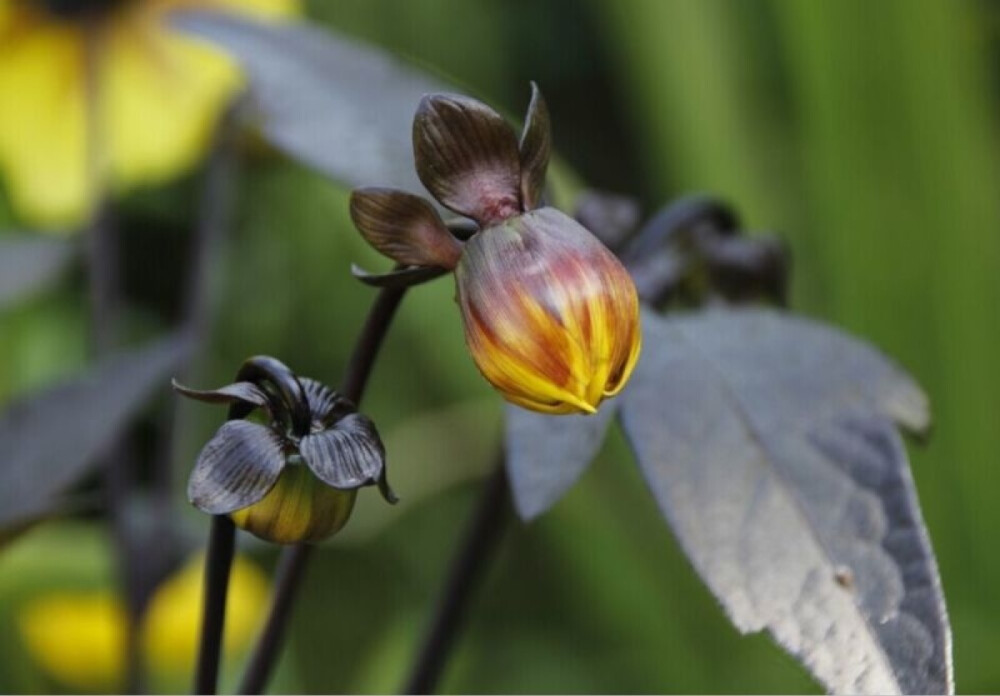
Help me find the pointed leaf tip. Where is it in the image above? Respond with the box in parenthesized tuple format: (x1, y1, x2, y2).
(519, 82, 551, 210)
(504, 403, 617, 520)
(350, 187, 462, 269)
(350, 263, 449, 288)
(172, 379, 271, 411)
(618, 309, 951, 695)
(413, 93, 522, 225)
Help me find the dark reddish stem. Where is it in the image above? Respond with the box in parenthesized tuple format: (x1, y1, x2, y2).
(236, 284, 409, 695)
(403, 456, 510, 694)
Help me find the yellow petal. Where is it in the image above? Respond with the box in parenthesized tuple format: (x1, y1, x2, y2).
(150, 0, 300, 19)
(191, 0, 301, 19)
(0, 14, 90, 228)
(100, 8, 238, 191)
(99, 0, 299, 190)
(19, 592, 126, 691)
(142, 553, 270, 675)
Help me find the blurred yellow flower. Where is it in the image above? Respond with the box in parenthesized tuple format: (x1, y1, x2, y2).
(0, 0, 298, 229)
(142, 552, 269, 675)
(18, 592, 123, 691)
(17, 553, 270, 691)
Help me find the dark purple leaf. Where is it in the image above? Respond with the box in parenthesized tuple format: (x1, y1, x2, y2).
(0, 334, 191, 529)
(187, 420, 286, 515)
(171, 11, 449, 194)
(0, 235, 75, 308)
(504, 403, 618, 521)
(573, 189, 641, 250)
(618, 308, 949, 695)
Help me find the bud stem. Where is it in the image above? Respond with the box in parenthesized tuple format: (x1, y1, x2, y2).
(193, 515, 236, 694)
(403, 454, 511, 694)
(238, 543, 314, 694)
(234, 283, 410, 695)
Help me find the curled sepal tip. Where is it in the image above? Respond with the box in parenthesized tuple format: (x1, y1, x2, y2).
(519, 82, 551, 211)
(413, 93, 522, 226)
(171, 379, 271, 412)
(350, 188, 462, 269)
(187, 420, 286, 515)
(350, 263, 449, 289)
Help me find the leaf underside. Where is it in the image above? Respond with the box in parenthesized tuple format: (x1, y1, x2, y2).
(618, 308, 950, 695)
(0, 334, 191, 530)
(504, 402, 617, 521)
(172, 11, 448, 195)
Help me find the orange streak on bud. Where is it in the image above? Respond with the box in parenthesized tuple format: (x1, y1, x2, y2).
(456, 207, 641, 415)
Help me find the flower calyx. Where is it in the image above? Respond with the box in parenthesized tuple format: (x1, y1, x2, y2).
(349, 82, 551, 283)
(174, 356, 394, 544)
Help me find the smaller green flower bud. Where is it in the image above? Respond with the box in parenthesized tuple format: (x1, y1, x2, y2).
(174, 356, 394, 545)
(229, 462, 356, 545)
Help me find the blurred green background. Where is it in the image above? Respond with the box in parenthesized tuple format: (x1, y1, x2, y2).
(1, 0, 998, 692)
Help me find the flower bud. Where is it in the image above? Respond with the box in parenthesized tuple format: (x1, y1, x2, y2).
(350, 84, 642, 415)
(174, 358, 394, 545)
(456, 207, 641, 414)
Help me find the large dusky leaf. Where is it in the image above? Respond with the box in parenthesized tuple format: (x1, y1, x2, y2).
(618, 308, 950, 695)
(172, 11, 448, 193)
(504, 403, 617, 521)
(0, 334, 191, 530)
(0, 235, 75, 309)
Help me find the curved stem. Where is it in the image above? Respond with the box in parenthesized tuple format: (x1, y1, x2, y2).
(341, 285, 407, 403)
(237, 544, 313, 695)
(193, 396, 263, 694)
(194, 515, 236, 694)
(236, 284, 409, 694)
(403, 455, 510, 695)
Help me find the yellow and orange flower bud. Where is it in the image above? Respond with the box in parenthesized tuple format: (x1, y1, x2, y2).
(350, 85, 643, 415)
(455, 207, 641, 415)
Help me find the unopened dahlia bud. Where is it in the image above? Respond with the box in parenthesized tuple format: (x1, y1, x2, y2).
(456, 207, 640, 414)
(350, 83, 641, 415)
